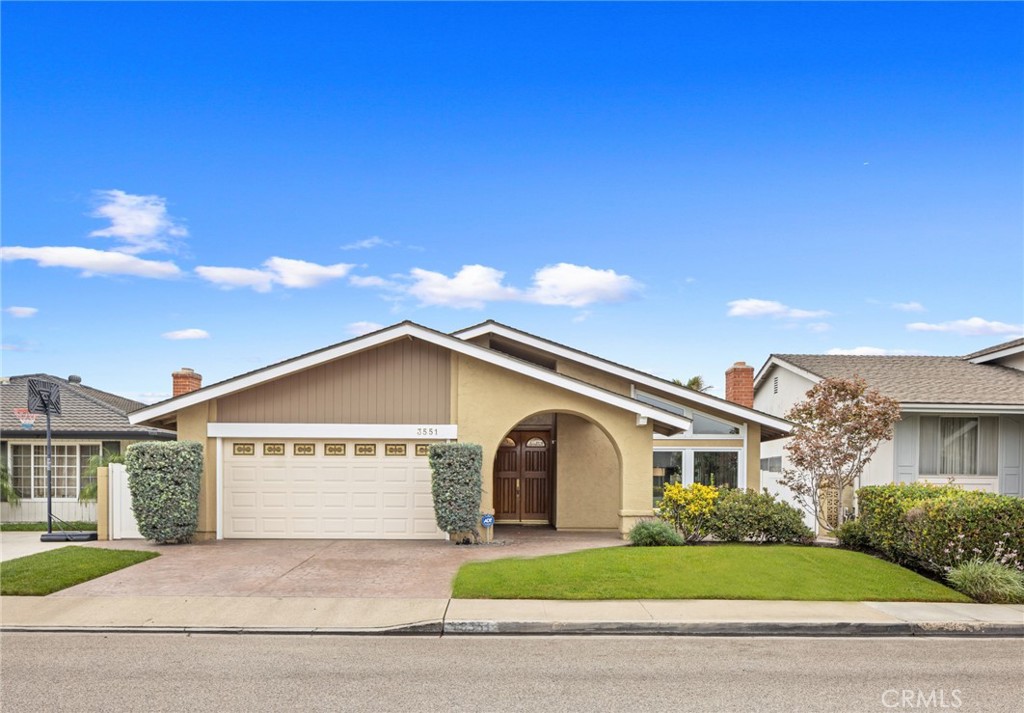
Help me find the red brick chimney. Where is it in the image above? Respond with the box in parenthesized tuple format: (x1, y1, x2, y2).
(172, 367, 202, 397)
(725, 361, 754, 408)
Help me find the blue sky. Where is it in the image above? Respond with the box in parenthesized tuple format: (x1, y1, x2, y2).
(2, 2, 1022, 403)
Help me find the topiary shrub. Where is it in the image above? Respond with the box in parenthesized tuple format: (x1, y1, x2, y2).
(124, 441, 203, 544)
(657, 482, 719, 543)
(946, 559, 1024, 604)
(428, 443, 483, 542)
(709, 488, 814, 545)
(832, 518, 872, 552)
(629, 519, 684, 546)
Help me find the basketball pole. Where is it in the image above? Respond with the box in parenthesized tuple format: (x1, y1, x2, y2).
(44, 394, 54, 536)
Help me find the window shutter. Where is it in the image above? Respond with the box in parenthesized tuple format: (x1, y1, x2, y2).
(919, 416, 939, 476)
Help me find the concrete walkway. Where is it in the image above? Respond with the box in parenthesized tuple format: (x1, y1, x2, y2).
(2, 596, 1021, 637)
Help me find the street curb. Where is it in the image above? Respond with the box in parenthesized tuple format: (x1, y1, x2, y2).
(440, 621, 1024, 638)
(3, 621, 1021, 638)
(0, 621, 445, 636)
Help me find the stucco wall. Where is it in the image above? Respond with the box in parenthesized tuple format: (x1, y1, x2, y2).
(177, 401, 217, 540)
(454, 354, 654, 534)
(555, 414, 619, 530)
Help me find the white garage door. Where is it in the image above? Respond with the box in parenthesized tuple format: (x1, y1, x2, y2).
(223, 440, 444, 539)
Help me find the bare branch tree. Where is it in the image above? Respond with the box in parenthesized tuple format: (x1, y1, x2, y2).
(780, 376, 901, 531)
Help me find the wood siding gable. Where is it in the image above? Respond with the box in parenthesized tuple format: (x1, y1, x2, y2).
(215, 338, 451, 424)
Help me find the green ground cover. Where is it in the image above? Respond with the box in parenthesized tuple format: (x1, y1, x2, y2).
(1, 546, 158, 596)
(452, 544, 970, 602)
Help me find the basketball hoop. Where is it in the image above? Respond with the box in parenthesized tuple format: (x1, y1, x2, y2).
(12, 408, 37, 429)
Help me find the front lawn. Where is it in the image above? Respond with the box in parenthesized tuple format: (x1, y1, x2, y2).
(0, 546, 158, 596)
(452, 545, 970, 602)
(1, 521, 97, 532)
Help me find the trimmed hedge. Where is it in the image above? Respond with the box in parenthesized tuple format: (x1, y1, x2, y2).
(710, 488, 814, 545)
(124, 441, 203, 544)
(428, 443, 483, 540)
(858, 484, 1024, 573)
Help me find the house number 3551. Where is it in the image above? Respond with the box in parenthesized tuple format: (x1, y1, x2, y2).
(415, 427, 439, 437)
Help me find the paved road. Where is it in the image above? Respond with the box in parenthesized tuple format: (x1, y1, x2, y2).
(2, 634, 1020, 712)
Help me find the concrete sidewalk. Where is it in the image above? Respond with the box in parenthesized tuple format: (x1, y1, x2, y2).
(2, 596, 1021, 637)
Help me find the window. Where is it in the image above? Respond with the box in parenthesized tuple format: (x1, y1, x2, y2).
(760, 456, 782, 473)
(919, 417, 998, 476)
(652, 449, 741, 506)
(8, 443, 99, 499)
(691, 413, 740, 435)
(634, 390, 741, 436)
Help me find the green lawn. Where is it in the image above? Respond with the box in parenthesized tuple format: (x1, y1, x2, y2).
(452, 545, 970, 602)
(0, 546, 158, 596)
(1, 521, 97, 532)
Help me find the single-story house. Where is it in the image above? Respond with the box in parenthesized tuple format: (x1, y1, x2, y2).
(129, 320, 792, 541)
(753, 338, 1024, 513)
(1, 374, 175, 523)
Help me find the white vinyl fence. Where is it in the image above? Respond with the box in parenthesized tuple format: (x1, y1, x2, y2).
(108, 462, 142, 539)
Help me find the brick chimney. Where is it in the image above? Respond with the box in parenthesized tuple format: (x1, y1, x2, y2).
(172, 367, 202, 396)
(725, 361, 754, 408)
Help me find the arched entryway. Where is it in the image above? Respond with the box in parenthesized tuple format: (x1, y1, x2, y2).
(491, 411, 622, 529)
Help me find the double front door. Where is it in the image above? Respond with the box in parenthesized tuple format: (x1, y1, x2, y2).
(494, 430, 551, 523)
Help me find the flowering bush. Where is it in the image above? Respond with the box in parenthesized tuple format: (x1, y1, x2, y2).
(656, 482, 719, 543)
(945, 558, 1024, 604)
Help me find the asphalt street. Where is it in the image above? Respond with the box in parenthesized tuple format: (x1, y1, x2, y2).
(1, 634, 1020, 712)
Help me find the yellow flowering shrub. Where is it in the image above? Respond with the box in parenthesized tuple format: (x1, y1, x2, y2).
(657, 482, 720, 543)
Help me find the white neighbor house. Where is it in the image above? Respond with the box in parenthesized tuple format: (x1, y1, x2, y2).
(752, 338, 1024, 522)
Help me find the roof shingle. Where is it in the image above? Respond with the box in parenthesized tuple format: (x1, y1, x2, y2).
(772, 355, 1024, 405)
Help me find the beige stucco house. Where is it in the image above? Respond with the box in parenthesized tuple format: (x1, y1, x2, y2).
(129, 321, 791, 541)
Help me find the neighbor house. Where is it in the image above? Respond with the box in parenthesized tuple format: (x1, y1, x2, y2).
(0, 374, 175, 523)
(128, 321, 791, 541)
(753, 338, 1024, 513)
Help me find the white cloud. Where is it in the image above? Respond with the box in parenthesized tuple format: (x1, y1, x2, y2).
(906, 317, 1024, 336)
(395, 263, 641, 310)
(341, 236, 394, 250)
(263, 257, 353, 288)
(572, 310, 592, 324)
(347, 321, 385, 336)
(5, 306, 38, 318)
(89, 189, 187, 254)
(195, 265, 276, 292)
(807, 322, 831, 333)
(162, 328, 210, 340)
(726, 298, 829, 319)
(892, 301, 926, 313)
(826, 346, 918, 356)
(0, 246, 181, 279)
(407, 265, 520, 309)
(350, 275, 397, 289)
(526, 263, 641, 307)
(195, 257, 354, 292)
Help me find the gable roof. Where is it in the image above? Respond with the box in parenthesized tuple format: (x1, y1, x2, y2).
(758, 354, 1024, 409)
(0, 374, 175, 440)
(452, 320, 792, 437)
(964, 337, 1024, 364)
(129, 321, 693, 435)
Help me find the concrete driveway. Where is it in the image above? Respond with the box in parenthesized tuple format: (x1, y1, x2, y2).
(49, 527, 622, 599)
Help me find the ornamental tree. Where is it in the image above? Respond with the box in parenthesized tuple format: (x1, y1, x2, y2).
(780, 376, 901, 531)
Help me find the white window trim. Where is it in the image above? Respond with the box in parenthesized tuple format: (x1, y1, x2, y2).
(653, 446, 746, 490)
(6, 440, 102, 501)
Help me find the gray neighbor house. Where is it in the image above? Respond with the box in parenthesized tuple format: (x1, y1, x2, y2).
(0, 374, 173, 524)
(753, 338, 1024, 523)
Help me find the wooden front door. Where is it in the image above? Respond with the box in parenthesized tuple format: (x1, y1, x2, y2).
(494, 430, 551, 524)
